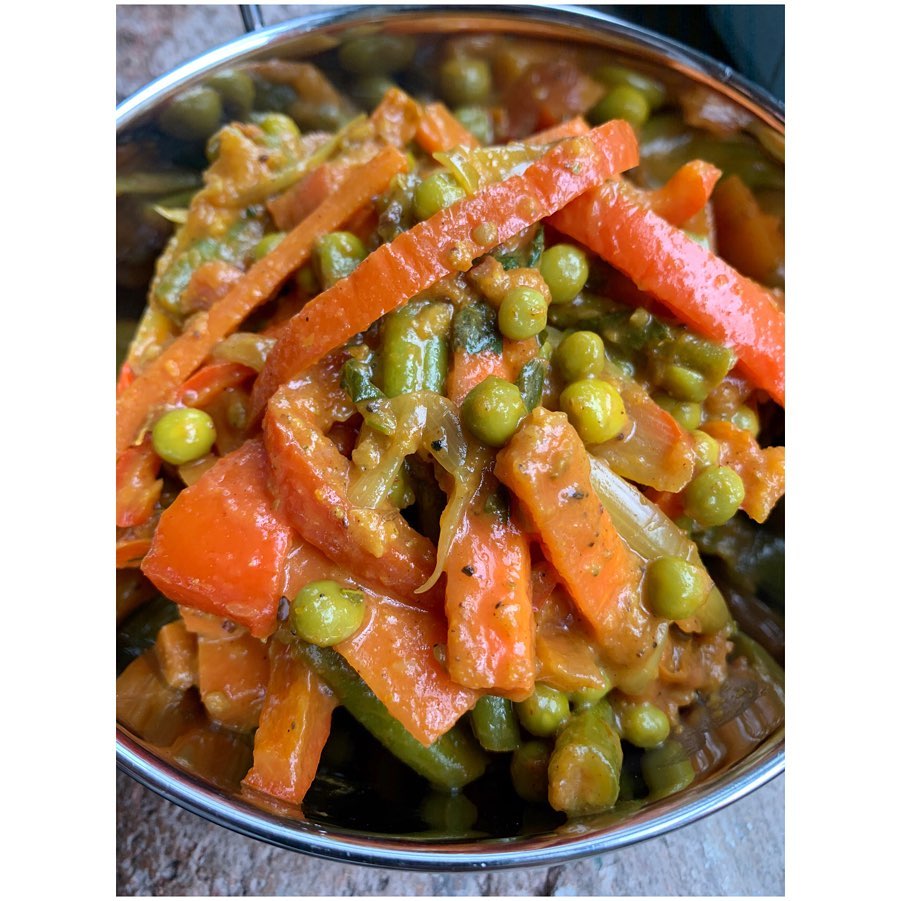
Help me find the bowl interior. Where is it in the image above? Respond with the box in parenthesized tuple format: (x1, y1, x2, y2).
(117, 4, 784, 868)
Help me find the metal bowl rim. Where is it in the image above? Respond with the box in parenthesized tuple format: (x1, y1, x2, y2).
(116, 2, 785, 869)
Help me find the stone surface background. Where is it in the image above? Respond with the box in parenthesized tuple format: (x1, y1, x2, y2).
(116, 6, 785, 895)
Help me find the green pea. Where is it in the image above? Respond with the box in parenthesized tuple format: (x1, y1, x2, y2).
(731, 404, 760, 436)
(296, 263, 318, 295)
(413, 172, 466, 221)
(540, 244, 589, 304)
(589, 84, 650, 129)
(660, 364, 709, 403)
(555, 331, 606, 383)
(252, 231, 286, 261)
(641, 739, 694, 798)
(595, 65, 666, 110)
(252, 111, 302, 144)
(291, 580, 366, 647)
(352, 75, 397, 111)
(691, 430, 720, 469)
(159, 86, 223, 141)
(559, 379, 628, 445)
(620, 701, 669, 748)
(510, 740, 551, 803)
(338, 34, 417, 75)
(498, 287, 548, 340)
(206, 69, 255, 118)
(515, 684, 570, 738)
(313, 231, 367, 289)
(453, 105, 494, 144)
(471, 695, 521, 752)
(645, 556, 707, 620)
(151, 407, 217, 465)
(439, 57, 492, 106)
(683, 466, 746, 527)
(653, 393, 702, 431)
(570, 685, 612, 711)
(461, 376, 527, 448)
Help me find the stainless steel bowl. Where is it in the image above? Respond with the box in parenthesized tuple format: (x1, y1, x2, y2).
(117, 3, 784, 870)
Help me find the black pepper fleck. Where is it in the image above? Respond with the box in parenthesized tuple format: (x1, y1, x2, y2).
(462, 565, 475, 577)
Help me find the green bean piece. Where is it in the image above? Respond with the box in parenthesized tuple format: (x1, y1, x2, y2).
(352, 74, 397, 111)
(640, 739, 695, 799)
(691, 430, 720, 469)
(683, 465, 746, 528)
(115, 170, 203, 197)
(338, 34, 417, 75)
(596, 65, 666, 110)
(116, 596, 179, 675)
(452, 301, 502, 355)
(387, 465, 416, 510)
(252, 231, 286, 261)
(313, 231, 367, 289)
(645, 556, 708, 620)
(413, 172, 466, 221)
(206, 69, 255, 118)
(471, 696, 522, 752)
(516, 357, 549, 412)
(291, 580, 366, 647)
(498, 287, 548, 340)
(297, 643, 489, 790)
(515, 684, 570, 738)
(453, 105, 494, 144)
(151, 408, 217, 465)
(660, 364, 709, 403)
(540, 244, 589, 304)
(653, 392, 702, 430)
(672, 333, 736, 386)
(380, 300, 452, 397)
(159, 86, 223, 141)
(731, 405, 760, 436)
(555, 330, 606, 383)
(510, 740, 552, 803)
(461, 377, 527, 448)
(589, 84, 650, 129)
(620, 702, 671, 748)
(548, 705, 623, 816)
(559, 379, 628, 445)
(439, 57, 492, 106)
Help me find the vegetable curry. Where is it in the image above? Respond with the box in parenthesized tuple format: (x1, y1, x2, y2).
(116, 30, 784, 835)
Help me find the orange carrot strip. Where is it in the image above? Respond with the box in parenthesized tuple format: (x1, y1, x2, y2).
(444, 473, 535, 698)
(415, 102, 479, 153)
(116, 146, 408, 455)
(116, 361, 136, 397)
(495, 408, 655, 667)
(701, 420, 785, 522)
(337, 593, 480, 745)
(447, 349, 511, 407)
(251, 120, 640, 415)
(154, 620, 198, 691)
(242, 641, 337, 805)
(525, 116, 591, 144)
(551, 179, 785, 406)
(115, 538, 152, 569)
(116, 438, 162, 528)
(141, 439, 294, 638)
(267, 160, 352, 232)
(196, 632, 270, 731)
(647, 160, 722, 227)
(371, 86, 424, 147)
(175, 361, 256, 409)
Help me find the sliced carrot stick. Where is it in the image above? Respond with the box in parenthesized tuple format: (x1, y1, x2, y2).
(526, 116, 591, 144)
(242, 640, 337, 805)
(175, 361, 256, 409)
(196, 632, 270, 731)
(336, 593, 480, 745)
(444, 472, 535, 698)
(371, 86, 423, 147)
(116, 537, 152, 569)
(116, 361, 136, 397)
(550, 179, 785, 406)
(495, 407, 657, 668)
(116, 145, 408, 455)
(154, 619, 198, 691)
(415, 102, 478, 153)
(141, 439, 294, 638)
(267, 160, 354, 232)
(447, 349, 511, 407)
(647, 160, 722, 227)
(251, 120, 640, 415)
(116, 438, 162, 528)
(263, 382, 440, 607)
